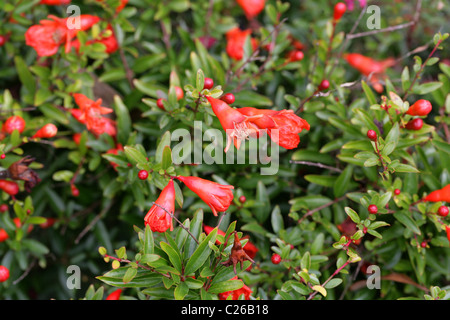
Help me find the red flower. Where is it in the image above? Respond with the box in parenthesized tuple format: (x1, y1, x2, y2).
(32, 123, 58, 138)
(206, 96, 262, 152)
(225, 27, 258, 61)
(236, 0, 265, 20)
(237, 107, 310, 149)
(106, 289, 122, 300)
(95, 0, 128, 13)
(345, 53, 395, 93)
(25, 15, 100, 57)
(406, 99, 432, 117)
(176, 176, 234, 216)
(71, 93, 116, 136)
(40, 0, 71, 4)
(423, 184, 450, 202)
(144, 180, 176, 233)
(2, 115, 26, 134)
(218, 276, 252, 300)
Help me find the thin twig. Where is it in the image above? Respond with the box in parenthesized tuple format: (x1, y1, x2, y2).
(346, 21, 415, 40)
(297, 195, 347, 224)
(290, 160, 342, 172)
(75, 200, 115, 244)
(12, 259, 37, 285)
(151, 202, 199, 244)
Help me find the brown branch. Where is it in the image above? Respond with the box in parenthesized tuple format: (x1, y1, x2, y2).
(346, 21, 415, 40)
(297, 194, 347, 224)
(290, 160, 342, 172)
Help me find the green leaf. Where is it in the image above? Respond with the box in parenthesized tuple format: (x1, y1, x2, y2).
(114, 95, 132, 145)
(208, 279, 244, 294)
(156, 131, 171, 164)
(160, 241, 182, 273)
(184, 227, 217, 275)
(304, 175, 336, 187)
(384, 123, 400, 150)
(271, 205, 284, 234)
(432, 140, 450, 155)
(124, 146, 148, 165)
(22, 239, 49, 256)
(361, 80, 376, 105)
(412, 82, 443, 95)
(14, 56, 36, 97)
(161, 146, 173, 170)
(123, 267, 138, 284)
(184, 209, 203, 260)
(255, 181, 271, 223)
(196, 69, 205, 91)
(174, 282, 189, 300)
(324, 278, 343, 289)
(345, 207, 360, 224)
(393, 211, 421, 235)
(301, 251, 311, 270)
(334, 165, 353, 198)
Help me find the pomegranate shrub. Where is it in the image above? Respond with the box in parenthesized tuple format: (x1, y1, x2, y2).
(0, 0, 449, 302)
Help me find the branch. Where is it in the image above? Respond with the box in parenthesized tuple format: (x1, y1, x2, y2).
(297, 195, 347, 224)
(346, 21, 415, 40)
(290, 160, 342, 173)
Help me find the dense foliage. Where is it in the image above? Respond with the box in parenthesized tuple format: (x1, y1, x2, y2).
(0, 0, 449, 301)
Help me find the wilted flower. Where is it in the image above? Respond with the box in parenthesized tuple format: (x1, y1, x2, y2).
(222, 231, 255, 274)
(6, 156, 41, 192)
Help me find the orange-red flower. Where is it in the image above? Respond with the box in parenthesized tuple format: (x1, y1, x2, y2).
(218, 276, 253, 300)
(236, 0, 265, 20)
(423, 184, 450, 202)
(345, 53, 395, 93)
(71, 93, 116, 136)
(144, 180, 176, 233)
(176, 176, 234, 216)
(237, 107, 310, 150)
(206, 96, 262, 152)
(225, 27, 258, 61)
(25, 15, 100, 57)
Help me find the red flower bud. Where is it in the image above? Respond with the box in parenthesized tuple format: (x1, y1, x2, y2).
(406, 99, 432, 116)
(333, 2, 347, 21)
(175, 86, 184, 101)
(405, 118, 423, 131)
(0, 180, 19, 196)
(287, 50, 304, 62)
(156, 98, 166, 110)
(271, 253, 281, 264)
(367, 129, 377, 141)
(138, 170, 149, 180)
(368, 204, 378, 214)
(39, 217, 57, 229)
(221, 93, 235, 105)
(176, 175, 234, 216)
(423, 184, 450, 202)
(144, 180, 176, 233)
(318, 79, 330, 91)
(2, 115, 25, 134)
(71, 184, 79, 197)
(437, 205, 449, 217)
(32, 123, 58, 138)
(0, 265, 10, 283)
(203, 78, 214, 90)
